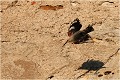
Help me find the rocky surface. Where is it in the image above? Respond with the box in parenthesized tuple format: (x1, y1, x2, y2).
(1, 0, 119, 79)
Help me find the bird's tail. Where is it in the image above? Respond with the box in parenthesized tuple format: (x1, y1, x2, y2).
(83, 24, 94, 34)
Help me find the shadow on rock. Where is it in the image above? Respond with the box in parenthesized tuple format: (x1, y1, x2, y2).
(76, 59, 105, 79)
(77, 59, 105, 71)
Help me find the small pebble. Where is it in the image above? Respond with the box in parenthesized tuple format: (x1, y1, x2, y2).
(112, 72, 114, 74)
(104, 71, 111, 75)
(98, 74, 103, 77)
(48, 75, 54, 79)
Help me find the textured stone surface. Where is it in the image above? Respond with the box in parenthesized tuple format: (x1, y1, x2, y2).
(1, 0, 119, 79)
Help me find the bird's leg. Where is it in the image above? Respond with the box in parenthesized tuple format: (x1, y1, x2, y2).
(83, 34, 95, 43)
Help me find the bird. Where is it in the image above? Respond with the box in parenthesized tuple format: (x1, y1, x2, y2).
(67, 18, 82, 37)
(62, 24, 94, 47)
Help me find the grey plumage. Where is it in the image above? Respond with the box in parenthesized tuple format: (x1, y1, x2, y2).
(63, 24, 94, 47)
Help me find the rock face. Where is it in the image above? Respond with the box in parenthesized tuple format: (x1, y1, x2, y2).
(1, 0, 119, 79)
